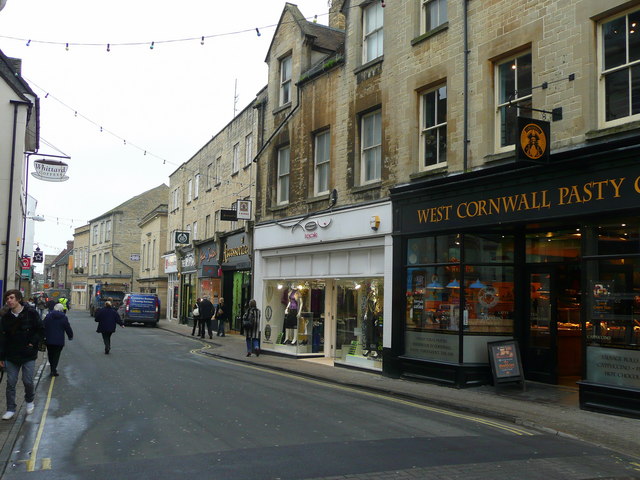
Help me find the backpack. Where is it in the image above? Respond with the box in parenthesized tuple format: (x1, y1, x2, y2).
(242, 309, 255, 330)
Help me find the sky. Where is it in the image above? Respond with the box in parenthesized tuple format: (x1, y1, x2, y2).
(0, 0, 331, 267)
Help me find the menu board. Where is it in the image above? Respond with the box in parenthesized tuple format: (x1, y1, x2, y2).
(488, 339, 525, 387)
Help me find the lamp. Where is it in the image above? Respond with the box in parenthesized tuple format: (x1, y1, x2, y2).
(470, 278, 486, 289)
(27, 215, 45, 222)
(446, 279, 460, 288)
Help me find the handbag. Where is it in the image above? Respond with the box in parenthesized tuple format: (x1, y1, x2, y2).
(242, 310, 254, 330)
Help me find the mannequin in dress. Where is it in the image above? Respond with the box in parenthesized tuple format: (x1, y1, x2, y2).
(284, 288, 303, 345)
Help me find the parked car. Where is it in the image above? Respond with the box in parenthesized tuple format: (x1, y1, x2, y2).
(90, 283, 126, 316)
(118, 293, 161, 327)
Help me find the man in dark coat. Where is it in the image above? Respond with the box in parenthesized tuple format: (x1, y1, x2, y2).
(0, 289, 44, 420)
(95, 301, 124, 354)
(197, 295, 215, 339)
(43, 302, 74, 376)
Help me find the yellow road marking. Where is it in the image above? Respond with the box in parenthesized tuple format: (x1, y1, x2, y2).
(192, 349, 534, 436)
(26, 377, 55, 472)
(41, 458, 52, 470)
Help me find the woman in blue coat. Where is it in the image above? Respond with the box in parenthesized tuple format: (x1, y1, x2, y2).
(95, 301, 124, 354)
(43, 302, 73, 376)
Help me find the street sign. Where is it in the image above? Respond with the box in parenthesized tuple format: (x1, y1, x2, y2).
(220, 209, 238, 221)
(21, 256, 31, 269)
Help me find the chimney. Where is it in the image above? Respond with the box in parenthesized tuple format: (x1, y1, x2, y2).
(9, 57, 22, 75)
(329, 0, 345, 30)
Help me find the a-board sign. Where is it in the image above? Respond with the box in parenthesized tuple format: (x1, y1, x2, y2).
(487, 339, 525, 387)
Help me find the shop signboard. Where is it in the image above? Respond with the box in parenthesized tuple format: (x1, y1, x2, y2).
(516, 117, 550, 164)
(586, 346, 640, 390)
(488, 339, 525, 389)
(220, 209, 237, 221)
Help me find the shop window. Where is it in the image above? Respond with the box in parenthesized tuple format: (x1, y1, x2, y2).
(587, 257, 640, 350)
(407, 234, 460, 265)
(526, 230, 581, 262)
(420, 84, 447, 169)
(335, 279, 383, 367)
(463, 266, 514, 334)
(597, 222, 640, 255)
(599, 9, 640, 125)
(495, 52, 532, 150)
(464, 233, 514, 263)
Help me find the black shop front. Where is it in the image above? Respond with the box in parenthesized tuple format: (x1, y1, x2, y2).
(389, 143, 640, 418)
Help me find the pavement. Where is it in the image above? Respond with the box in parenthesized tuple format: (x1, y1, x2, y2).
(0, 317, 638, 474)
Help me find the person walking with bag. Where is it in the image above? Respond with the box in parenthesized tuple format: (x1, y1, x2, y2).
(197, 295, 214, 339)
(95, 301, 124, 354)
(215, 297, 227, 337)
(43, 302, 73, 377)
(242, 299, 261, 357)
(191, 302, 201, 337)
(0, 289, 44, 420)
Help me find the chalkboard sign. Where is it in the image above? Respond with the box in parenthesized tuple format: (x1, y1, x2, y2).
(488, 339, 525, 389)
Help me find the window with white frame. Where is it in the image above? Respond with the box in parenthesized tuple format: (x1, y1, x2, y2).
(99, 222, 104, 243)
(206, 163, 213, 189)
(152, 239, 156, 269)
(205, 214, 211, 238)
(233, 143, 240, 173)
(142, 244, 146, 271)
(245, 133, 253, 167)
(193, 221, 198, 241)
(600, 9, 640, 125)
(280, 56, 292, 105)
(172, 188, 180, 211)
(104, 252, 111, 274)
(495, 52, 532, 149)
(422, 0, 447, 33)
(361, 110, 382, 184)
(92, 225, 98, 245)
(187, 178, 193, 203)
(98, 253, 103, 275)
(363, 1, 383, 63)
(420, 85, 447, 168)
(215, 156, 222, 184)
(105, 220, 112, 241)
(314, 130, 331, 195)
(277, 146, 291, 204)
(194, 174, 200, 199)
(92, 255, 97, 275)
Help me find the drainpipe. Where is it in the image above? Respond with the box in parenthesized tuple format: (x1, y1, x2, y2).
(4, 100, 32, 293)
(463, 0, 469, 172)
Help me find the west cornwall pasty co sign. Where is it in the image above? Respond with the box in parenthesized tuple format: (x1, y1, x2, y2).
(401, 164, 640, 233)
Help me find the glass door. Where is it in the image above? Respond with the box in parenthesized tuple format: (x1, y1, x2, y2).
(527, 268, 557, 383)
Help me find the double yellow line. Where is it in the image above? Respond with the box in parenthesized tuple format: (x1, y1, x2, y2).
(24, 377, 55, 472)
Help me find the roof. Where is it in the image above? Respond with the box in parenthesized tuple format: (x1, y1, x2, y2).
(89, 184, 169, 222)
(0, 48, 37, 101)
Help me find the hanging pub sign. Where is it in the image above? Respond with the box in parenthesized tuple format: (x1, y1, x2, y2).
(32, 248, 43, 263)
(220, 208, 238, 221)
(31, 159, 69, 182)
(174, 231, 190, 244)
(236, 200, 252, 220)
(516, 117, 550, 164)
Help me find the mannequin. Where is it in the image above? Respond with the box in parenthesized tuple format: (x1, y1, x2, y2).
(284, 288, 303, 345)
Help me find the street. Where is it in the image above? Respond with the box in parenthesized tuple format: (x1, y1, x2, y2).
(1, 310, 638, 480)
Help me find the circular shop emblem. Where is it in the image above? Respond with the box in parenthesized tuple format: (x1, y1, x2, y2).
(175, 232, 189, 244)
(520, 123, 547, 160)
(264, 324, 272, 341)
(265, 305, 272, 322)
(478, 286, 499, 308)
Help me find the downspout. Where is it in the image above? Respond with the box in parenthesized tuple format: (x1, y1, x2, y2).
(4, 100, 31, 292)
(462, 0, 470, 172)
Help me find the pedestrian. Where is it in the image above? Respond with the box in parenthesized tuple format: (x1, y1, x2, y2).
(215, 297, 227, 337)
(94, 300, 124, 354)
(191, 301, 201, 336)
(242, 299, 261, 357)
(0, 289, 44, 420)
(36, 294, 47, 319)
(198, 295, 215, 339)
(43, 303, 73, 377)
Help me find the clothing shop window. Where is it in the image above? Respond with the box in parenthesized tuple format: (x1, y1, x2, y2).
(600, 9, 640, 125)
(420, 85, 447, 169)
(363, 1, 383, 63)
(314, 130, 331, 195)
(245, 133, 253, 167)
(233, 143, 240, 173)
(496, 52, 532, 150)
(361, 110, 382, 184)
(422, 0, 447, 33)
(280, 55, 292, 106)
(277, 145, 290, 204)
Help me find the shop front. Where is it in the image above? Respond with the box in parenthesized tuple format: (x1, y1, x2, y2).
(390, 147, 640, 417)
(178, 248, 197, 325)
(220, 232, 252, 331)
(163, 253, 179, 321)
(253, 202, 391, 371)
(197, 241, 221, 303)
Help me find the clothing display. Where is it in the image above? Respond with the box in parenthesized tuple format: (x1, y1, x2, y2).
(284, 309, 298, 328)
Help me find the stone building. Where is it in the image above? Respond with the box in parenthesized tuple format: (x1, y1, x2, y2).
(138, 204, 168, 317)
(86, 184, 168, 300)
(70, 224, 90, 308)
(167, 101, 258, 325)
(48, 241, 73, 291)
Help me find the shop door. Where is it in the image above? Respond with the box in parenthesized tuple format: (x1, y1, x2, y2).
(526, 265, 582, 385)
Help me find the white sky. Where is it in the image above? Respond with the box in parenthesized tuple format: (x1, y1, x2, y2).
(0, 0, 331, 265)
